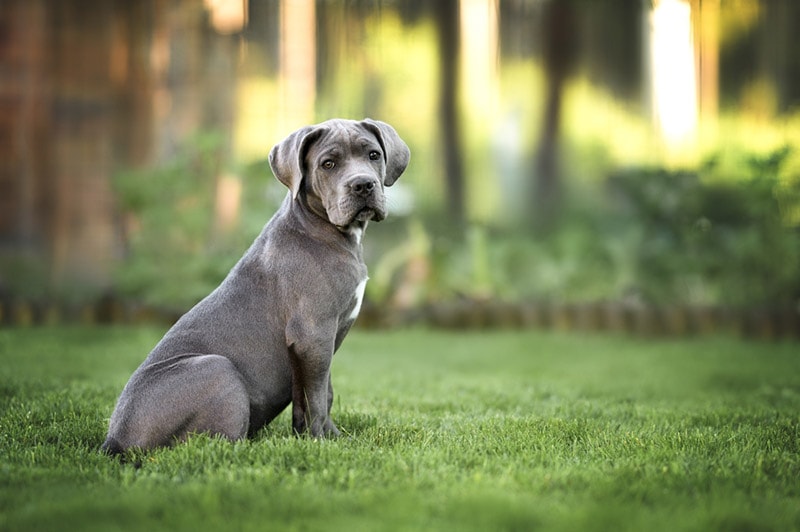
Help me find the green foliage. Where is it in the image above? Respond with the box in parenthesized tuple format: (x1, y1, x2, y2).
(0, 254, 51, 300)
(1, 327, 799, 531)
(608, 146, 800, 305)
(113, 132, 282, 308)
(369, 146, 800, 308)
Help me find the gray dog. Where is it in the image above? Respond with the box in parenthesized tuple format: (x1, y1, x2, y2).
(101, 119, 410, 454)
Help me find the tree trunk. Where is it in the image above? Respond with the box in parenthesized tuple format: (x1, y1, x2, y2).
(434, 0, 466, 228)
(531, 0, 577, 234)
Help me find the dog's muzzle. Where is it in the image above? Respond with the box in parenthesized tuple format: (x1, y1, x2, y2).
(339, 175, 386, 225)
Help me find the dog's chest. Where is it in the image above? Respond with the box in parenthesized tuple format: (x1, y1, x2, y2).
(346, 277, 368, 321)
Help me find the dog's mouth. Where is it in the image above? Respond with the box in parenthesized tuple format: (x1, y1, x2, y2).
(354, 208, 376, 222)
(330, 194, 386, 230)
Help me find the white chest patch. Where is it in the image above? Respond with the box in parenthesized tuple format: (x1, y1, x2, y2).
(350, 226, 364, 245)
(349, 278, 368, 320)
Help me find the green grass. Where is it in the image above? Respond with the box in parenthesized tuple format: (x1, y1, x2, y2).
(1, 327, 798, 531)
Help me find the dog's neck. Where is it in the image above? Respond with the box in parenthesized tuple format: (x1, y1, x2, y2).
(287, 193, 366, 250)
(344, 221, 367, 245)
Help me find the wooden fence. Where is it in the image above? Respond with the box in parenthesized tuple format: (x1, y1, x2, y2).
(1, 295, 798, 341)
(361, 300, 800, 341)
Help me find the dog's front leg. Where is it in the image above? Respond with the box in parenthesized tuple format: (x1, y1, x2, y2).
(289, 348, 340, 437)
(324, 373, 341, 436)
(286, 324, 340, 438)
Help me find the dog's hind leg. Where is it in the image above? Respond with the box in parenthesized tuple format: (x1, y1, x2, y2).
(103, 354, 250, 454)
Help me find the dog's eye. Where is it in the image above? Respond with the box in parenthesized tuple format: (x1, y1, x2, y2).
(322, 160, 335, 170)
(368, 151, 381, 161)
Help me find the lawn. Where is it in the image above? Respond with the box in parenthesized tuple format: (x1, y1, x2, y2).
(0, 326, 798, 531)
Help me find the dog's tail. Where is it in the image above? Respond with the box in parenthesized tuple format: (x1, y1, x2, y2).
(100, 437, 142, 467)
(100, 436, 125, 457)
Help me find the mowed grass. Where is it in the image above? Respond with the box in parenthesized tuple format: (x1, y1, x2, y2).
(0, 326, 798, 531)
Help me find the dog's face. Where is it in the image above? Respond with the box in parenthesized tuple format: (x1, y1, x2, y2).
(304, 125, 388, 228)
(269, 119, 410, 231)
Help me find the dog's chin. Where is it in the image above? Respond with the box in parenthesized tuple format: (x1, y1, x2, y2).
(345, 205, 385, 223)
(333, 208, 386, 233)
(354, 208, 376, 222)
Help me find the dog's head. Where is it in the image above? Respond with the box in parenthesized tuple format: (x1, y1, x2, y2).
(269, 119, 410, 231)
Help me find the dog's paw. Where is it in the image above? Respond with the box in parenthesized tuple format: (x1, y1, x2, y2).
(323, 420, 342, 438)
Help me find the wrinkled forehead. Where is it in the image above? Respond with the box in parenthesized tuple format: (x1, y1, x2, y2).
(306, 123, 381, 159)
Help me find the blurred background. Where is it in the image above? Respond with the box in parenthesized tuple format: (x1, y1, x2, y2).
(1, 0, 799, 333)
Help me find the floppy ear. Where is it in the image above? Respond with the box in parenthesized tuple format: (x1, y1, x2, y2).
(268, 125, 325, 199)
(361, 119, 410, 187)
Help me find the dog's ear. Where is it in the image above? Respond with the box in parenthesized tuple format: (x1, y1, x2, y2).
(269, 125, 325, 199)
(361, 119, 410, 187)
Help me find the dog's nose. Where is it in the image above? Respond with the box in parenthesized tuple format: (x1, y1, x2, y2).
(349, 177, 377, 197)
